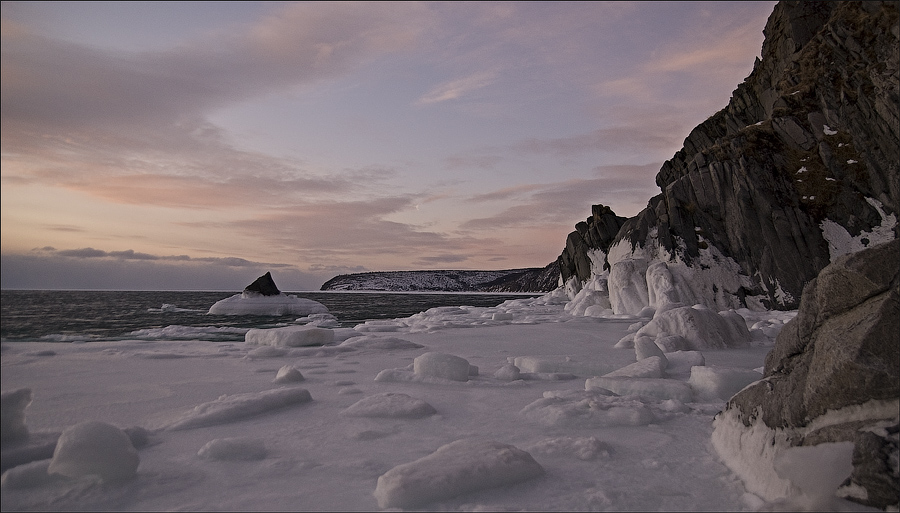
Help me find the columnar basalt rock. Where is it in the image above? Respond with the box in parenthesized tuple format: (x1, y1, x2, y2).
(558, 1, 899, 311)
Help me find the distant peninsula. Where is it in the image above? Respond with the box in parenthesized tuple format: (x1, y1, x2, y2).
(320, 264, 559, 293)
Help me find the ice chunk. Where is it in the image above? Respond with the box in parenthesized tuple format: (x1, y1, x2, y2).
(47, 421, 139, 482)
(688, 366, 762, 402)
(198, 437, 267, 461)
(586, 376, 694, 402)
(494, 364, 521, 381)
(521, 390, 656, 428)
(208, 292, 328, 316)
(245, 325, 334, 347)
(663, 351, 705, 377)
(492, 312, 513, 321)
(374, 439, 544, 509)
(341, 393, 436, 419)
(164, 387, 312, 430)
(413, 352, 470, 382)
(1, 388, 32, 445)
(634, 336, 667, 362)
(273, 365, 305, 383)
(602, 356, 666, 378)
(512, 356, 615, 377)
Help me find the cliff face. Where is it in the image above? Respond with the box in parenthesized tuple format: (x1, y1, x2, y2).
(559, 1, 899, 311)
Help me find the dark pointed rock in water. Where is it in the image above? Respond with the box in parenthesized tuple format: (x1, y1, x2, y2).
(244, 272, 281, 296)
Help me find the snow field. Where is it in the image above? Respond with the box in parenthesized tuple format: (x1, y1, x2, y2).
(1, 289, 834, 511)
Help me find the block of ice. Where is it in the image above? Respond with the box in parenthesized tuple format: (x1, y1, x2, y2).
(512, 356, 615, 377)
(663, 351, 705, 377)
(245, 325, 334, 347)
(655, 334, 689, 352)
(602, 356, 666, 379)
(774, 442, 855, 507)
(413, 352, 471, 382)
(208, 292, 328, 316)
(164, 387, 312, 430)
(197, 437, 267, 461)
(341, 393, 436, 419)
(47, 421, 139, 482)
(585, 376, 694, 402)
(634, 335, 667, 362)
(688, 366, 762, 402)
(374, 439, 544, 509)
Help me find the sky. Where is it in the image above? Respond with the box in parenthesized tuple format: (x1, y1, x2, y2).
(1, 1, 777, 291)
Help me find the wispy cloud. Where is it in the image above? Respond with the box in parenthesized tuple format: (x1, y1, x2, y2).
(415, 70, 498, 105)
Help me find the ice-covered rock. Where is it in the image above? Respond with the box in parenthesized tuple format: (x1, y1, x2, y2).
(245, 325, 334, 347)
(413, 352, 471, 382)
(47, 421, 139, 482)
(635, 305, 750, 350)
(688, 366, 761, 402)
(341, 392, 436, 419)
(714, 240, 900, 510)
(198, 437, 267, 461)
(374, 439, 544, 509)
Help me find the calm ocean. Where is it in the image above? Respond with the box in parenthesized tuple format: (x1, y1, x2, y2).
(0, 290, 539, 343)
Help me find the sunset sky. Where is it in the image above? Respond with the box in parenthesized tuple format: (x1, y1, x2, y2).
(1, 1, 776, 291)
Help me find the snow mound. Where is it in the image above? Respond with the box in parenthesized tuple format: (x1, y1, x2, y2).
(520, 389, 657, 428)
(208, 292, 328, 316)
(164, 387, 312, 430)
(47, 421, 139, 482)
(339, 335, 424, 350)
(414, 352, 471, 382)
(198, 437, 267, 461)
(494, 364, 521, 381)
(273, 365, 305, 383)
(340, 393, 436, 419)
(585, 376, 694, 402)
(636, 305, 750, 350)
(688, 366, 761, 402)
(374, 438, 544, 509)
(245, 325, 334, 347)
(1, 388, 32, 444)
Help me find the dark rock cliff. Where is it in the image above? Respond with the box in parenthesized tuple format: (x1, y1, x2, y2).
(559, 1, 899, 310)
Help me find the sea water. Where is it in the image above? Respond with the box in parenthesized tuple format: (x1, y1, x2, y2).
(0, 290, 539, 343)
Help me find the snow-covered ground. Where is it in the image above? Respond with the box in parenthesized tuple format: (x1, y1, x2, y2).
(0, 293, 872, 511)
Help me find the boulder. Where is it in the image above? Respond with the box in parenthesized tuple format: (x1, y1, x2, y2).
(712, 239, 899, 510)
